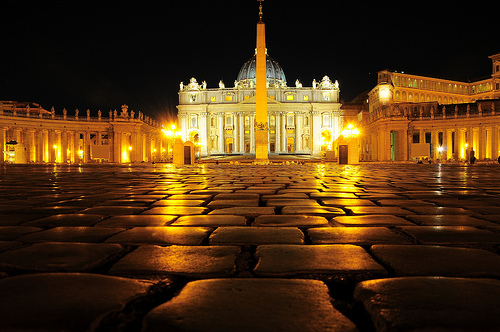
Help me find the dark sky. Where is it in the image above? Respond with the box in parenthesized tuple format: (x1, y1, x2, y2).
(1, 1, 498, 121)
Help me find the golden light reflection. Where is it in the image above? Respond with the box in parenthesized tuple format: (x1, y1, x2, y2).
(341, 124, 360, 138)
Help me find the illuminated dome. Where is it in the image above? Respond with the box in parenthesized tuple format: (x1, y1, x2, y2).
(236, 51, 287, 88)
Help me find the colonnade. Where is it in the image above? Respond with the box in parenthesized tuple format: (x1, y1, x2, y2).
(1, 113, 164, 164)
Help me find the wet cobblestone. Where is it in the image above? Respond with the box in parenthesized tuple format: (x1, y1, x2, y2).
(1, 162, 500, 331)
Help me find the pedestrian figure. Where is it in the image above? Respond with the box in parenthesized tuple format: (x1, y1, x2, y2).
(470, 149, 476, 164)
(497, 155, 500, 164)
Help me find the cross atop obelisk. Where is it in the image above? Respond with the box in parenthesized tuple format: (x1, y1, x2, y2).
(258, 0, 264, 21)
(254, 0, 269, 162)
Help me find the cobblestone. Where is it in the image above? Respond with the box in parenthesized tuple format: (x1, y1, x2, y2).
(1, 162, 500, 331)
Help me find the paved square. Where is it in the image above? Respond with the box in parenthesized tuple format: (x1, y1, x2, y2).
(1, 162, 500, 330)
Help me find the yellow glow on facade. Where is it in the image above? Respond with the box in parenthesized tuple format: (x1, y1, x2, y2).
(341, 124, 360, 138)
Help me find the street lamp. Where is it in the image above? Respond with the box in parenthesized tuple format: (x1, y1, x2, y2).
(341, 124, 360, 138)
(162, 124, 182, 162)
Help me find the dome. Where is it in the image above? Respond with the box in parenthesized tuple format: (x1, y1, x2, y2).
(236, 52, 287, 88)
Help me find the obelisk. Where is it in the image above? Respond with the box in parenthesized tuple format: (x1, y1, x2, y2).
(254, 0, 269, 162)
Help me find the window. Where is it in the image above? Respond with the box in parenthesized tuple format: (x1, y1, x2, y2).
(303, 95, 309, 101)
(322, 92, 330, 101)
(226, 116, 232, 126)
(190, 117, 197, 128)
(286, 95, 294, 101)
(225, 95, 233, 102)
(270, 116, 275, 126)
(322, 114, 330, 127)
(287, 115, 294, 126)
(210, 96, 216, 102)
(412, 132, 420, 143)
(244, 116, 249, 127)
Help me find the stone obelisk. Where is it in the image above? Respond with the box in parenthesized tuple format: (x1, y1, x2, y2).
(254, 0, 269, 162)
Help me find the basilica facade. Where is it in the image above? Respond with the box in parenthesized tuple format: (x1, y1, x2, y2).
(177, 51, 353, 157)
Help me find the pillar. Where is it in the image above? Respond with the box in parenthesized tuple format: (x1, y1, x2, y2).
(295, 111, 302, 152)
(0, 127, 4, 163)
(255, 12, 268, 161)
(239, 112, 244, 154)
(61, 130, 68, 163)
(218, 113, 224, 153)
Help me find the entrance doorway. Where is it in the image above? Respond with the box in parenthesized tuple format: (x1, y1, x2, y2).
(184, 146, 192, 164)
(226, 138, 233, 153)
(339, 145, 348, 164)
(287, 137, 294, 152)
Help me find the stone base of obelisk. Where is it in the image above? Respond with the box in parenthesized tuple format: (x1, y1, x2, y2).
(254, 130, 269, 163)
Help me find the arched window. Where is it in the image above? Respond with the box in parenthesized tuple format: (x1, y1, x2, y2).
(395, 90, 401, 101)
(322, 113, 330, 127)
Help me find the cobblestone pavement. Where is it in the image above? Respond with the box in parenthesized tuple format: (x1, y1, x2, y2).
(1, 162, 500, 331)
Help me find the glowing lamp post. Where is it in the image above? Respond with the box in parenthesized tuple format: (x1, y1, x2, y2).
(341, 124, 360, 138)
(337, 124, 360, 165)
(162, 124, 182, 162)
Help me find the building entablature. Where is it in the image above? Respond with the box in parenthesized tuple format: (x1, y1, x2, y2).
(364, 99, 500, 125)
(178, 76, 340, 105)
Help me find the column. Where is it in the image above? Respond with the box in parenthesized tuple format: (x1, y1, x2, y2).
(24, 129, 31, 163)
(239, 112, 244, 154)
(61, 130, 68, 163)
(218, 113, 224, 153)
(250, 112, 255, 153)
(492, 126, 499, 161)
(200, 112, 208, 156)
(0, 127, 5, 163)
(311, 111, 321, 155)
(295, 111, 302, 152)
(74, 131, 80, 163)
(442, 129, 448, 160)
(281, 112, 286, 153)
(479, 126, 486, 160)
(234, 113, 239, 153)
(275, 112, 281, 152)
(48, 130, 56, 163)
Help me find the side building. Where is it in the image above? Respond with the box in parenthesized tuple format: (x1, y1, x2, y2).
(361, 53, 500, 162)
(177, 51, 357, 157)
(0, 102, 165, 163)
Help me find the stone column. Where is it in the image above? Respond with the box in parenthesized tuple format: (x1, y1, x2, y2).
(492, 126, 499, 161)
(218, 113, 224, 153)
(311, 111, 321, 155)
(239, 112, 244, 154)
(234, 113, 239, 153)
(48, 130, 56, 163)
(200, 112, 208, 156)
(0, 127, 5, 163)
(295, 111, 302, 152)
(250, 112, 255, 153)
(275, 112, 281, 152)
(23, 129, 31, 163)
(479, 126, 486, 160)
(281, 112, 286, 153)
(61, 130, 68, 163)
(74, 131, 80, 163)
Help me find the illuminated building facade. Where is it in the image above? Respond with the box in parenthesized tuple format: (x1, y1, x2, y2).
(360, 53, 500, 162)
(177, 54, 347, 157)
(0, 102, 165, 163)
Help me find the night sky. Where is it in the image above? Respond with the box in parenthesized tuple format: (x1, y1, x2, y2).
(2, 1, 498, 122)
